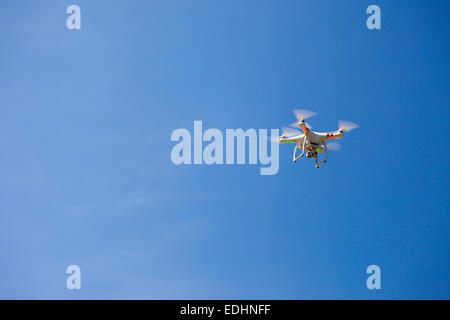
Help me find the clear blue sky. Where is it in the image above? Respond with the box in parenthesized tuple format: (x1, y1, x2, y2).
(0, 0, 449, 299)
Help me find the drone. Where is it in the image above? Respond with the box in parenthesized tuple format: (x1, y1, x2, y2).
(278, 110, 359, 168)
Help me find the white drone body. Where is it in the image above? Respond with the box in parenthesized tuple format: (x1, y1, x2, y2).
(279, 110, 359, 168)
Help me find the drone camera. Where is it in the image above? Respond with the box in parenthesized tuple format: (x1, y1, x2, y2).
(306, 151, 317, 158)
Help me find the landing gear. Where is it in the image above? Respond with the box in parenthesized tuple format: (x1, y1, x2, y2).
(293, 139, 307, 162)
(293, 141, 328, 168)
(315, 142, 328, 168)
(316, 160, 326, 168)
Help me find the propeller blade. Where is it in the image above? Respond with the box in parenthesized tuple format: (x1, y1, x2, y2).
(267, 127, 301, 144)
(338, 120, 359, 132)
(282, 126, 302, 137)
(327, 141, 341, 151)
(293, 109, 317, 121)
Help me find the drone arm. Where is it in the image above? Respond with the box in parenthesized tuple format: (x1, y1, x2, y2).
(325, 131, 344, 140)
(298, 121, 310, 134)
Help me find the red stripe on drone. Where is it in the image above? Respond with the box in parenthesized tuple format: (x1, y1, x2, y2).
(327, 133, 338, 139)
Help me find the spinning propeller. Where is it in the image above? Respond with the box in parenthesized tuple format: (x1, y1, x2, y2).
(290, 109, 317, 129)
(282, 126, 302, 138)
(327, 141, 341, 151)
(269, 127, 302, 144)
(338, 120, 359, 133)
(327, 120, 359, 150)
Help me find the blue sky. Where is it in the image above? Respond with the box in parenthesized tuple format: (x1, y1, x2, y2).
(0, 0, 449, 299)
